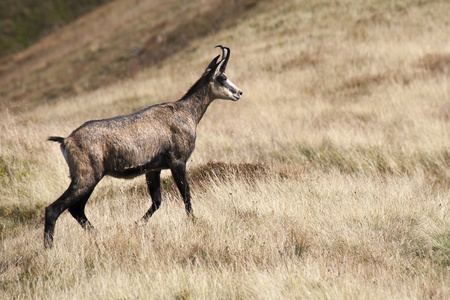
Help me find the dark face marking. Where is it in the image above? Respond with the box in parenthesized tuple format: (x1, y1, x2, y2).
(217, 74, 237, 94)
(218, 74, 227, 82)
(226, 82, 237, 94)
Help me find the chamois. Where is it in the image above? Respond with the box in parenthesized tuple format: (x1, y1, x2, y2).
(44, 46, 242, 248)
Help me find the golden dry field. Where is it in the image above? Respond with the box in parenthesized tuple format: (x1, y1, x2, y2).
(1, 0, 449, 298)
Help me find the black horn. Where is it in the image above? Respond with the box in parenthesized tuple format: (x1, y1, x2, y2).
(215, 45, 226, 60)
(215, 45, 230, 72)
(221, 46, 230, 72)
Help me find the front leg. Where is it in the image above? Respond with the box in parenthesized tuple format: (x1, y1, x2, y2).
(138, 170, 162, 225)
(170, 161, 193, 216)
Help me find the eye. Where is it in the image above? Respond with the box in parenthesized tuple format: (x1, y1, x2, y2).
(218, 74, 227, 81)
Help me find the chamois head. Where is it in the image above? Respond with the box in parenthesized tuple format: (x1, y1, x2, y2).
(206, 45, 243, 101)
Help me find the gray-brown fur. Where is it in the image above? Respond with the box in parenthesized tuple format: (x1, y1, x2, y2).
(44, 46, 242, 248)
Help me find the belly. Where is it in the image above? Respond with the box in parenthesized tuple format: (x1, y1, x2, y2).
(105, 154, 169, 179)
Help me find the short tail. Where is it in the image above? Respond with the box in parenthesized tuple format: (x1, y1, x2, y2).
(48, 136, 65, 144)
(48, 136, 69, 165)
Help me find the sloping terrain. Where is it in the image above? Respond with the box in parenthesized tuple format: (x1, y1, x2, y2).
(0, 0, 259, 111)
(0, 0, 114, 57)
(1, 0, 449, 298)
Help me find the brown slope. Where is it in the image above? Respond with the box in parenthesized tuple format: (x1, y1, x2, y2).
(0, 0, 114, 58)
(0, 0, 259, 112)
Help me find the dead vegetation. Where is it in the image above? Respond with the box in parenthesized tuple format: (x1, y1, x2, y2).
(136, 0, 259, 69)
(1, 0, 449, 298)
(188, 162, 268, 186)
(282, 51, 323, 70)
(158, 161, 269, 196)
(0, 0, 262, 111)
(419, 53, 450, 75)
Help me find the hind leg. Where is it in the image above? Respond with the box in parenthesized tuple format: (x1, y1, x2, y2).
(44, 181, 97, 249)
(68, 189, 95, 230)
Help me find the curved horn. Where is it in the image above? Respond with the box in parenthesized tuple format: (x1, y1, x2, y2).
(220, 46, 230, 72)
(215, 45, 226, 61)
(215, 45, 230, 72)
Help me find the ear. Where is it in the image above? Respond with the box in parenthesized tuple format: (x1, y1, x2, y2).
(206, 57, 223, 81)
(206, 58, 225, 81)
(204, 55, 220, 72)
(213, 58, 226, 78)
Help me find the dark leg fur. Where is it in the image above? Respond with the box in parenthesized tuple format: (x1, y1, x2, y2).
(68, 189, 95, 230)
(44, 181, 97, 249)
(170, 161, 193, 216)
(140, 171, 162, 223)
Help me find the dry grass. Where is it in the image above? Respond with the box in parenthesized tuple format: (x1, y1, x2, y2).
(1, 0, 450, 298)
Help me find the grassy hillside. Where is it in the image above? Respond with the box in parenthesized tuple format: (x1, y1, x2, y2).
(0, 0, 113, 58)
(0, 0, 259, 111)
(1, 0, 450, 299)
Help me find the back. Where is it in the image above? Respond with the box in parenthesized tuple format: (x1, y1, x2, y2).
(66, 101, 196, 177)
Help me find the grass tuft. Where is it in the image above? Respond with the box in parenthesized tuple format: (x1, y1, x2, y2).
(161, 161, 268, 195)
(419, 53, 450, 75)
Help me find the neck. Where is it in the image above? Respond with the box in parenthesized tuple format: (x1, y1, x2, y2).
(179, 84, 214, 125)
